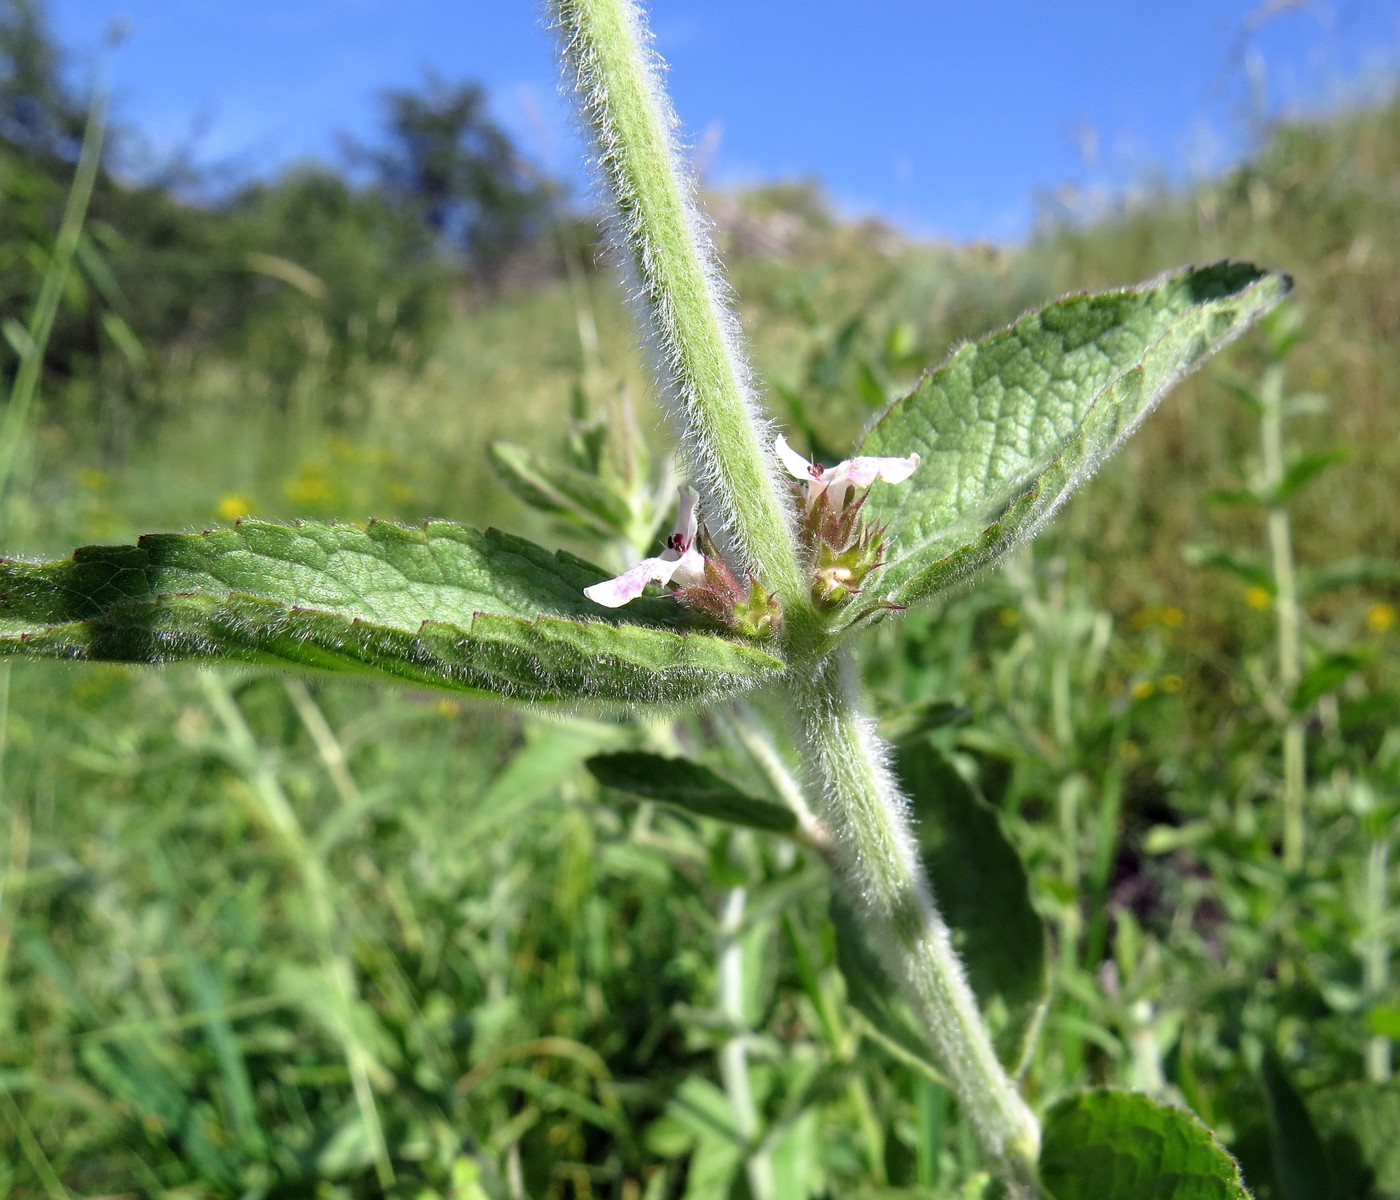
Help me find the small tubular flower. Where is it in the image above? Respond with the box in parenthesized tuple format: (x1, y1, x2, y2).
(775, 435, 920, 510)
(584, 487, 706, 608)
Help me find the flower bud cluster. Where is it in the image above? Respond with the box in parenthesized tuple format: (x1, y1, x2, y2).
(800, 490, 888, 608)
(581, 435, 917, 631)
(583, 487, 780, 638)
(672, 528, 782, 639)
(775, 435, 919, 611)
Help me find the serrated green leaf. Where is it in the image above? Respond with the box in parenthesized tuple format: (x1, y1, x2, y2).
(860, 263, 1291, 609)
(488, 440, 634, 535)
(898, 740, 1047, 1064)
(0, 519, 783, 706)
(1309, 1080, 1400, 1199)
(1040, 1090, 1250, 1200)
(585, 751, 797, 834)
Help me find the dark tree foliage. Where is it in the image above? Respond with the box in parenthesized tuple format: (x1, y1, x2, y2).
(0, 0, 86, 162)
(356, 73, 554, 283)
(0, 0, 454, 433)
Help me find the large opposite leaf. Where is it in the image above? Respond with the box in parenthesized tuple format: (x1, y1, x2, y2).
(1041, 1090, 1250, 1200)
(0, 519, 782, 705)
(860, 263, 1291, 609)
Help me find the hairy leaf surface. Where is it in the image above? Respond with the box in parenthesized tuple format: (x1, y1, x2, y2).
(0, 519, 783, 705)
(860, 263, 1291, 609)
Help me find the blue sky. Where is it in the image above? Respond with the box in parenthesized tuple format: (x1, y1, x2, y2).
(47, 0, 1400, 243)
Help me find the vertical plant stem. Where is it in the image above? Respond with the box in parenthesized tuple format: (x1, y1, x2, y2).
(552, 0, 807, 611)
(1259, 367, 1306, 869)
(1364, 835, 1392, 1082)
(716, 874, 774, 1199)
(556, 0, 1036, 1186)
(729, 702, 833, 857)
(0, 1077, 71, 1200)
(0, 79, 108, 506)
(790, 652, 1042, 1190)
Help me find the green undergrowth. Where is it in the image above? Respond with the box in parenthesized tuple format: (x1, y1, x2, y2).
(2, 92, 1397, 1195)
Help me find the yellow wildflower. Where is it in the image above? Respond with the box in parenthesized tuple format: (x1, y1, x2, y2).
(1244, 585, 1272, 610)
(1131, 604, 1187, 630)
(217, 493, 253, 521)
(284, 466, 333, 507)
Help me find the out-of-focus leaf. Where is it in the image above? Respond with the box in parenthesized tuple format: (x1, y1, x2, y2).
(1309, 1080, 1400, 1200)
(1185, 545, 1275, 592)
(1300, 557, 1400, 601)
(1272, 448, 1348, 503)
(1292, 652, 1369, 713)
(897, 740, 1047, 1064)
(488, 440, 633, 535)
(1040, 1089, 1249, 1200)
(1261, 1048, 1331, 1200)
(586, 751, 797, 834)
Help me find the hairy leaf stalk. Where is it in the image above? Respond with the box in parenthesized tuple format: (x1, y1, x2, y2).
(552, 0, 806, 610)
(792, 653, 1042, 1188)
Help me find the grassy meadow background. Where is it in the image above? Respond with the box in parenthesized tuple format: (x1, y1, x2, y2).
(1, 5, 1398, 1196)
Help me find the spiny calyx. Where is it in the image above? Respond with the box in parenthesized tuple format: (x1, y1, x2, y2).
(776, 435, 919, 611)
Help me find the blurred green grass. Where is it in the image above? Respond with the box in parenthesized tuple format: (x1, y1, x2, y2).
(1, 92, 1397, 1196)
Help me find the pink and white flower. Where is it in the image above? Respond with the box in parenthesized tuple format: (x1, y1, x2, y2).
(584, 487, 707, 608)
(775, 435, 920, 510)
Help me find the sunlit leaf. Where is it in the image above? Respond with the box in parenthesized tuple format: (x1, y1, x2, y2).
(1040, 1089, 1250, 1200)
(0, 519, 783, 706)
(860, 263, 1291, 610)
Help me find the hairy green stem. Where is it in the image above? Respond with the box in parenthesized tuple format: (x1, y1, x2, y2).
(1259, 365, 1306, 869)
(716, 875, 774, 1198)
(552, 0, 806, 610)
(789, 653, 1042, 1189)
(555, 0, 1038, 1182)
